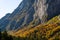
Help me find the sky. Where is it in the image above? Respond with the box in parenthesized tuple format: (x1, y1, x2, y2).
(0, 0, 22, 19)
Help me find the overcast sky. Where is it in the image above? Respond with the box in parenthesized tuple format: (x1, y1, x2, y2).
(0, 0, 22, 19)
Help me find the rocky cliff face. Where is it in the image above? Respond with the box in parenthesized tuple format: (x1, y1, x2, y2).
(33, 0, 48, 23)
(0, 0, 60, 31)
(47, 0, 60, 20)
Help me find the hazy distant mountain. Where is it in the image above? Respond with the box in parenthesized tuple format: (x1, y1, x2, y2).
(0, 0, 60, 31)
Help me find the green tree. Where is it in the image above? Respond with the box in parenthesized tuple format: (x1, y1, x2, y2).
(2, 31, 9, 40)
(0, 29, 2, 40)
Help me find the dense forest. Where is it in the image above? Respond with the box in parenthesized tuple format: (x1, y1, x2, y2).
(0, 30, 22, 40)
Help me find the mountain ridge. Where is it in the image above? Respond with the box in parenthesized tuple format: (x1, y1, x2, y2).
(0, 0, 60, 31)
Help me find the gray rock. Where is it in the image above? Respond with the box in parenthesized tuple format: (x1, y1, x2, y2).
(0, 0, 60, 31)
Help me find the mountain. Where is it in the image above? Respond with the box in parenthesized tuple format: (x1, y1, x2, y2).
(0, 0, 60, 31)
(0, 13, 11, 31)
(11, 15, 60, 40)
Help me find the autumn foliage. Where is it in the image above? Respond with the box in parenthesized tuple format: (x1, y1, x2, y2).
(11, 15, 60, 40)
